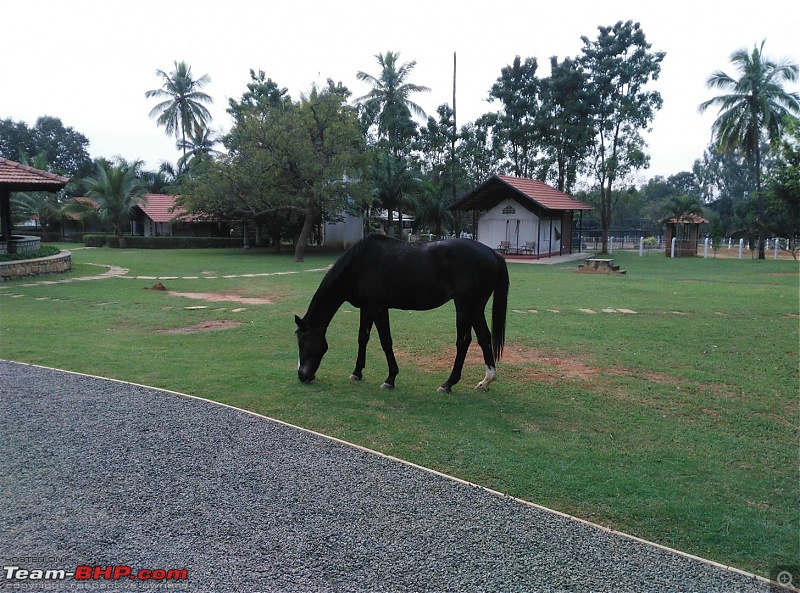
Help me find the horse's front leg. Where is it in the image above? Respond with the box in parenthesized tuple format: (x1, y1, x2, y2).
(438, 309, 472, 394)
(350, 307, 373, 382)
(371, 305, 399, 389)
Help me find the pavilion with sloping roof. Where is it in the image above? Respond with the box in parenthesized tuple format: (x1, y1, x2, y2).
(0, 157, 70, 254)
(450, 174, 592, 258)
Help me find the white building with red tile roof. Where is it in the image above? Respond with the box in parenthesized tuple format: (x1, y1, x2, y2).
(451, 174, 592, 258)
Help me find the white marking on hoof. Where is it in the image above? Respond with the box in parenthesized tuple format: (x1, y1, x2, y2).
(437, 385, 451, 394)
(476, 365, 496, 391)
(350, 374, 361, 382)
(381, 382, 394, 389)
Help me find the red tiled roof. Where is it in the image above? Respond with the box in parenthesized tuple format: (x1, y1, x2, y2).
(0, 157, 70, 191)
(65, 197, 100, 221)
(138, 194, 190, 223)
(450, 174, 592, 212)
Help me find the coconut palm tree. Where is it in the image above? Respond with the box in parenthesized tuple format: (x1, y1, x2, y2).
(356, 51, 430, 149)
(177, 121, 221, 172)
(82, 161, 146, 248)
(698, 40, 800, 258)
(146, 61, 213, 165)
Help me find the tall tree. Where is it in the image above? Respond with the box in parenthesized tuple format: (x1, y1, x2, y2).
(415, 105, 463, 237)
(82, 161, 146, 248)
(698, 40, 800, 259)
(145, 61, 213, 167)
(0, 116, 92, 178)
(356, 51, 430, 152)
(177, 121, 220, 173)
(580, 20, 665, 253)
(537, 56, 595, 193)
(766, 118, 800, 258)
(488, 56, 541, 178)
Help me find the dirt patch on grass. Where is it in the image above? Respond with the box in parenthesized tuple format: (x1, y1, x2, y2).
(167, 291, 273, 305)
(396, 342, 678, 385)
(156, 320, 243, 334)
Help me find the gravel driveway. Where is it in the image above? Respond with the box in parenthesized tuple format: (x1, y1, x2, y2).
(0, 361, 778, 592)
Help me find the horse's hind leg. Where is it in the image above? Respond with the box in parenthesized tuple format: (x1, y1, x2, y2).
(438, 309, 472, 393)
(472, 312, 496, 391)
(351, 308, 373, 381)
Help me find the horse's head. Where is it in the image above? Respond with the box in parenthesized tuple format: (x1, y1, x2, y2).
(295, 315, 328, 383)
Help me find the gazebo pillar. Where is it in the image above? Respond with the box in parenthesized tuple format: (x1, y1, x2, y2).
(1, 188, 12, 241)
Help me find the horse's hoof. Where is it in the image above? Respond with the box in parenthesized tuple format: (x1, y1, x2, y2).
(380, 382, 394, 389)
(475, 383, 489, 392)
(350, 374, 362, 382)
(437, 385, 452, 394)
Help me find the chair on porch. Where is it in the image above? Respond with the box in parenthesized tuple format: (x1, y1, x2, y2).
(497, 240, 510, 254)
(520, 241, 536, 255)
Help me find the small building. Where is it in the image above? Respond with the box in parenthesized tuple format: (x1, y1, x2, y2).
(450, 174, 592, 257)
(663, 214, 709, 257)
(131, 194, 219, 237)
(323, 211, 363, 249)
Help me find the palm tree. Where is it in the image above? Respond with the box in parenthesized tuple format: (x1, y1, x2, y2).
(699, 40, 800, 258)
(356, 51, 430, 148)
(145, 61, 213, 166)
(82, 161, 146, 248)
(370, 152, 420, 237)
(177, 121, 220, 172)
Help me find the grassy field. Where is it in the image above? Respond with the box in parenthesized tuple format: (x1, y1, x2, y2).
(1, 244, 798, 577)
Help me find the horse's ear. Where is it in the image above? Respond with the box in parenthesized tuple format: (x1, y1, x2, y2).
(294, 315, 306, 329)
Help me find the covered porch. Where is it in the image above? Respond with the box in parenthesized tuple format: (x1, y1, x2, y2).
(450, 174, 592, 258)
(0, 157, 70, 254)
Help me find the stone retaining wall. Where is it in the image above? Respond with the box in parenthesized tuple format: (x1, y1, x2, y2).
(0, 251, 72, 281)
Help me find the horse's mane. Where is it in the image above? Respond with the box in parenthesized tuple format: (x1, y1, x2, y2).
(317, 234, 377, 293)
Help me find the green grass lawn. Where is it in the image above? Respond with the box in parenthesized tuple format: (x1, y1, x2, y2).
(1, 245, 798, 576)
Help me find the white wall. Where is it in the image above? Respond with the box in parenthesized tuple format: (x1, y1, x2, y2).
(324, 212, 363, 249)
(476, 199, 563, 254)
(477, 199, 538, 252)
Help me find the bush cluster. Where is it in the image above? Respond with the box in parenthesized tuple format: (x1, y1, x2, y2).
(0, 245, 62, 262)
(82, 235, 243, 249)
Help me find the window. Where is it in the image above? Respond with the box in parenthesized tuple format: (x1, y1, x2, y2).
(502, 205, 516, 215)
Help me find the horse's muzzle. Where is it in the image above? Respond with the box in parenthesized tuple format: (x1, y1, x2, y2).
(298, 369, 315, 383)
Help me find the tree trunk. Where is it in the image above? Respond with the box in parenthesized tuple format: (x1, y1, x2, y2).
(756, 146, 766, 260)
(295, 200, 319, 262)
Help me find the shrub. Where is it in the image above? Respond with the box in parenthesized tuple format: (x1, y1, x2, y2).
(0, 245, 61, 262)
(83, 234, 243, 249)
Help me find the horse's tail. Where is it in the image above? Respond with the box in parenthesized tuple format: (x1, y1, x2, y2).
(491, 255, 509, 361)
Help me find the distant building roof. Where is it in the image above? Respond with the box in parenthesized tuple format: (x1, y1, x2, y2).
(451, 174, 592, 213)
(137, 194, 191, 223)
(0, 157, 70, 192)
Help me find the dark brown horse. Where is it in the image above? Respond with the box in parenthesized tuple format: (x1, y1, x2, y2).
(295, 234, 509, 393)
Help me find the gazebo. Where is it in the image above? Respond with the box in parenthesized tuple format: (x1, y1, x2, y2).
(0, 157, 70, 254)
(663, 214, 709, 257)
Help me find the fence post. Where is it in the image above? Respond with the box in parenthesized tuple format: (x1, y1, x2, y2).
(703, 238, 709, 258)
(610, 236, 614, 254)
(728, 238, 732, 249)
(639, 236, 644, 257)
(738, 238, 744, 259)
(774, 238, 780, 260)
(671, 237, 676, 258)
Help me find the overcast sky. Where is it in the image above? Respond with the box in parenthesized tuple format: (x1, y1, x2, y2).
(2, 0, 798, 184)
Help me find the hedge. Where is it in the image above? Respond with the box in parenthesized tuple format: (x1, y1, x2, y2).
(82, 235, 244, 249)
(0, 245, 62, 262)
